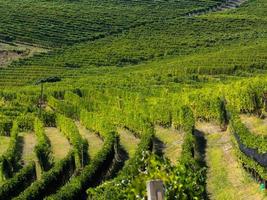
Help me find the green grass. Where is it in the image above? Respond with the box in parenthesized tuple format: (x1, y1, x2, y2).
(18, 132, 36, 166)
(206, 133, 266, 200)
(155, 126, 184, 164)
(0, 0, 222, 47)
(0, 136, 10, 156)
(117, 127, 140, 159)
(240, 115, 267, 136)
(76, 122, 104, 159)
(45, 127, 71, 161)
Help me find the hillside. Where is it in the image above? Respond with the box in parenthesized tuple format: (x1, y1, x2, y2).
(0, 0, 267, 199)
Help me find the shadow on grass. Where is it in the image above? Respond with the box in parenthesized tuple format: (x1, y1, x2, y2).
(194, 129, 209, 200)
(153, 136, 165, 157)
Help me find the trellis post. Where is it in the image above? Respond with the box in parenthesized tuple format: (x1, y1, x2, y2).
(147, 180, 164, 200)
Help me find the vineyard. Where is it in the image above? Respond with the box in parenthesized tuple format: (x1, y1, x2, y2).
(0, 0, 267, 199)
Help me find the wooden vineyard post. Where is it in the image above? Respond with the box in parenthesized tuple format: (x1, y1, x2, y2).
(263, 92, 267, 113)
(35, 77, 61, 117)
(147, 180, 164, 200)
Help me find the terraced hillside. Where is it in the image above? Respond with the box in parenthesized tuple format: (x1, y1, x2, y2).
(0, 0, 267, 199)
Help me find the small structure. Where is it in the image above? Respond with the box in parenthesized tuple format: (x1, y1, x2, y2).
(147, 180, 164, 200)
(35, 76, 61, 115)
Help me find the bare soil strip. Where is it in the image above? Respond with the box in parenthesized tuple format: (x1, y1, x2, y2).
(117, 127, 140, 159)
(45, 127, 71, 161)
(196, 122, 266, 200)
(155, 125, 184, 164)
(0, 42, 46, 67)
(76, 122, 104, 159)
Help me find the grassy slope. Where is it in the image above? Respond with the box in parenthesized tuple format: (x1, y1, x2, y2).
(0, 0, 265, 88)
(240, 115, 267, 136)
(0, 136, 10, 156)
(45, 127, 71, 161)
(197, 123, 266, 200)
(0, 0, 221, 47)
(0, 0, 266, 198)
(155, 125, 184, 164)
(76, 122, 104, 159)
(19, 0, 266, 68)
(117, 127, 140, 159)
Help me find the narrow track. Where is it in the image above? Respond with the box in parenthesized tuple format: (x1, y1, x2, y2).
(45, 127, 71, 161)
(196, 122, 265, 200)
(76, 122, 104, 159)
(240, 114, 267, 136)
(18, 132, 36, 166)
(187, 0, 247, 17)
(154, 125, 184, 164)
(0, 136, 10, 156)
(117, 127, 140, 159)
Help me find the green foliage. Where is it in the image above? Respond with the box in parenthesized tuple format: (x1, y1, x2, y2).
(0, 121, 20, 180)
(225, 79, 266, 114)
(14, 153, 75, 200)
(87, 119, 154, 199)
(0, 162, 36, 200)
(46, 112, 117, 200)
(56, 114, 88, 169)
(0, 0, 266, 198)
(0, 0, 222, 47)
(48, 96, 78, 119)
(16, 114, 35, 132)
(229, 111, 267, 153)
(41, 111, 56, 127)
(0, 118, 12, 136)
(34, 118, 53, 171)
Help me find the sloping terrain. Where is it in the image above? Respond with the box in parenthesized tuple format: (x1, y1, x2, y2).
(197, 123, 266, 200)
(0, 0, 267, 199)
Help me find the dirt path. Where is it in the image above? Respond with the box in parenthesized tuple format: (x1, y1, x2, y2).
(0, 42, 46, 67)
(45, 127, 71, 161)
(19, 132, 37, 166)
(117, 127, 140, 159)
(0, 136, 10, 156)
(76, 122, 104, 159)
(155, 125, 184, 164)
(196, 122, 266, 200)
(187, 0, 247, 17)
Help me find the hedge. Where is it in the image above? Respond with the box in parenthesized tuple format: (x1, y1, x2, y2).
(0, 162, 36, 200)
(0, 121, 20, 180)
(46, 128, 117, 200)
(43, 109, 118, 199)
(56, 114, 88, 169)
(229, 111, 267, 154)
(13, 152, 75, 200)
(87, 118, 154, 199)
(34, 118, 53, 171)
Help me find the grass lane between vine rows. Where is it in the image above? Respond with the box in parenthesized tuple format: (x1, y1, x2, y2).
(76, 122, 104, 159)
(240, 114, 267, 136)
(117, 127, 140, 159)
(0, 136, 10, 156)
(197, 122, 266, 200)
(45, 127, 71, 161)
(18, 132, 36, 166)
(154, 125, 184, 164)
